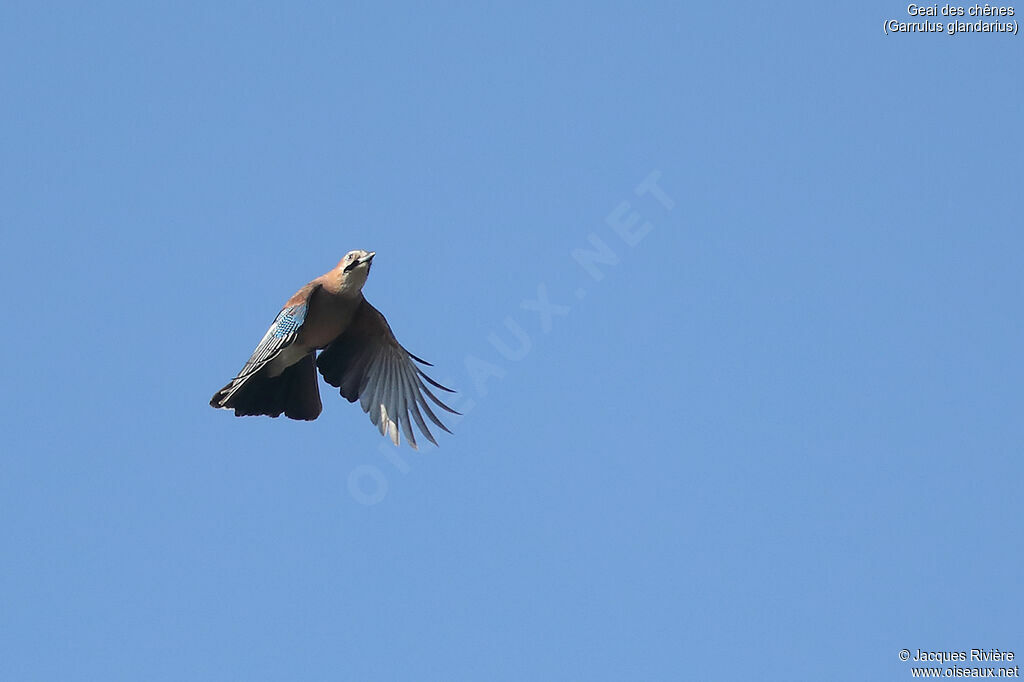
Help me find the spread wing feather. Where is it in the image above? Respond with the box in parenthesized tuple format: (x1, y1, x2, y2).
(316, 298, 458, 448)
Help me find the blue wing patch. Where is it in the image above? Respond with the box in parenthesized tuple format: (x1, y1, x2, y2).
(230, 300, 312, 381)
(272, 305, 306, 338)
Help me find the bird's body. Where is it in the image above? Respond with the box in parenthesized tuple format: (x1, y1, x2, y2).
(264, 284, 359, 376)
(211, 250, 457, 448)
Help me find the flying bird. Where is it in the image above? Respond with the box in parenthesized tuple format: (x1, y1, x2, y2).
(210, 250, 457, 448)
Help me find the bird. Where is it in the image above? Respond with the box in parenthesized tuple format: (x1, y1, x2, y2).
(210, 250, 458, 448)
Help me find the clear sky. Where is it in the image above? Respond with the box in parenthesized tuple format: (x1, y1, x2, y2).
(2, 2, 1021, 680)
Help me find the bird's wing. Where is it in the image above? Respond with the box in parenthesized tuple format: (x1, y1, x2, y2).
(316, 298, 458, 448)
(213, 285, 319, 405)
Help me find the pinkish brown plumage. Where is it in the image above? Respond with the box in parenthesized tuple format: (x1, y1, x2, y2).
(210, 250, 457, 448)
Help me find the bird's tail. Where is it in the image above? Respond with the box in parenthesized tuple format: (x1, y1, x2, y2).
(210, 354, 322, 421)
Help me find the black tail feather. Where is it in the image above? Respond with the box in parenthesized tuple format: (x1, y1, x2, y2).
(211, 354, 322, 421)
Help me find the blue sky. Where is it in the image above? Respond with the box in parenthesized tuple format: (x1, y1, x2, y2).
(2, 2, 1021, 680)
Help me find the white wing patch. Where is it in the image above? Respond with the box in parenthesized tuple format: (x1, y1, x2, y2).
(378, 404, 402, 448)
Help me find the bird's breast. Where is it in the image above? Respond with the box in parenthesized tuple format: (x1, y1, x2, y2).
(296, 295, 360, 350)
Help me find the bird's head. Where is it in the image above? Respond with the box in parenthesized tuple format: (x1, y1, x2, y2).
(335, 249, 375, 293)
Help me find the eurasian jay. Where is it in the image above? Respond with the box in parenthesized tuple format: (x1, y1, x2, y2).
(210, 250, 457, 448)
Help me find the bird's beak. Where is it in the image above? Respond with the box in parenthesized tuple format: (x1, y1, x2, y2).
(360, 252, 376, 264)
